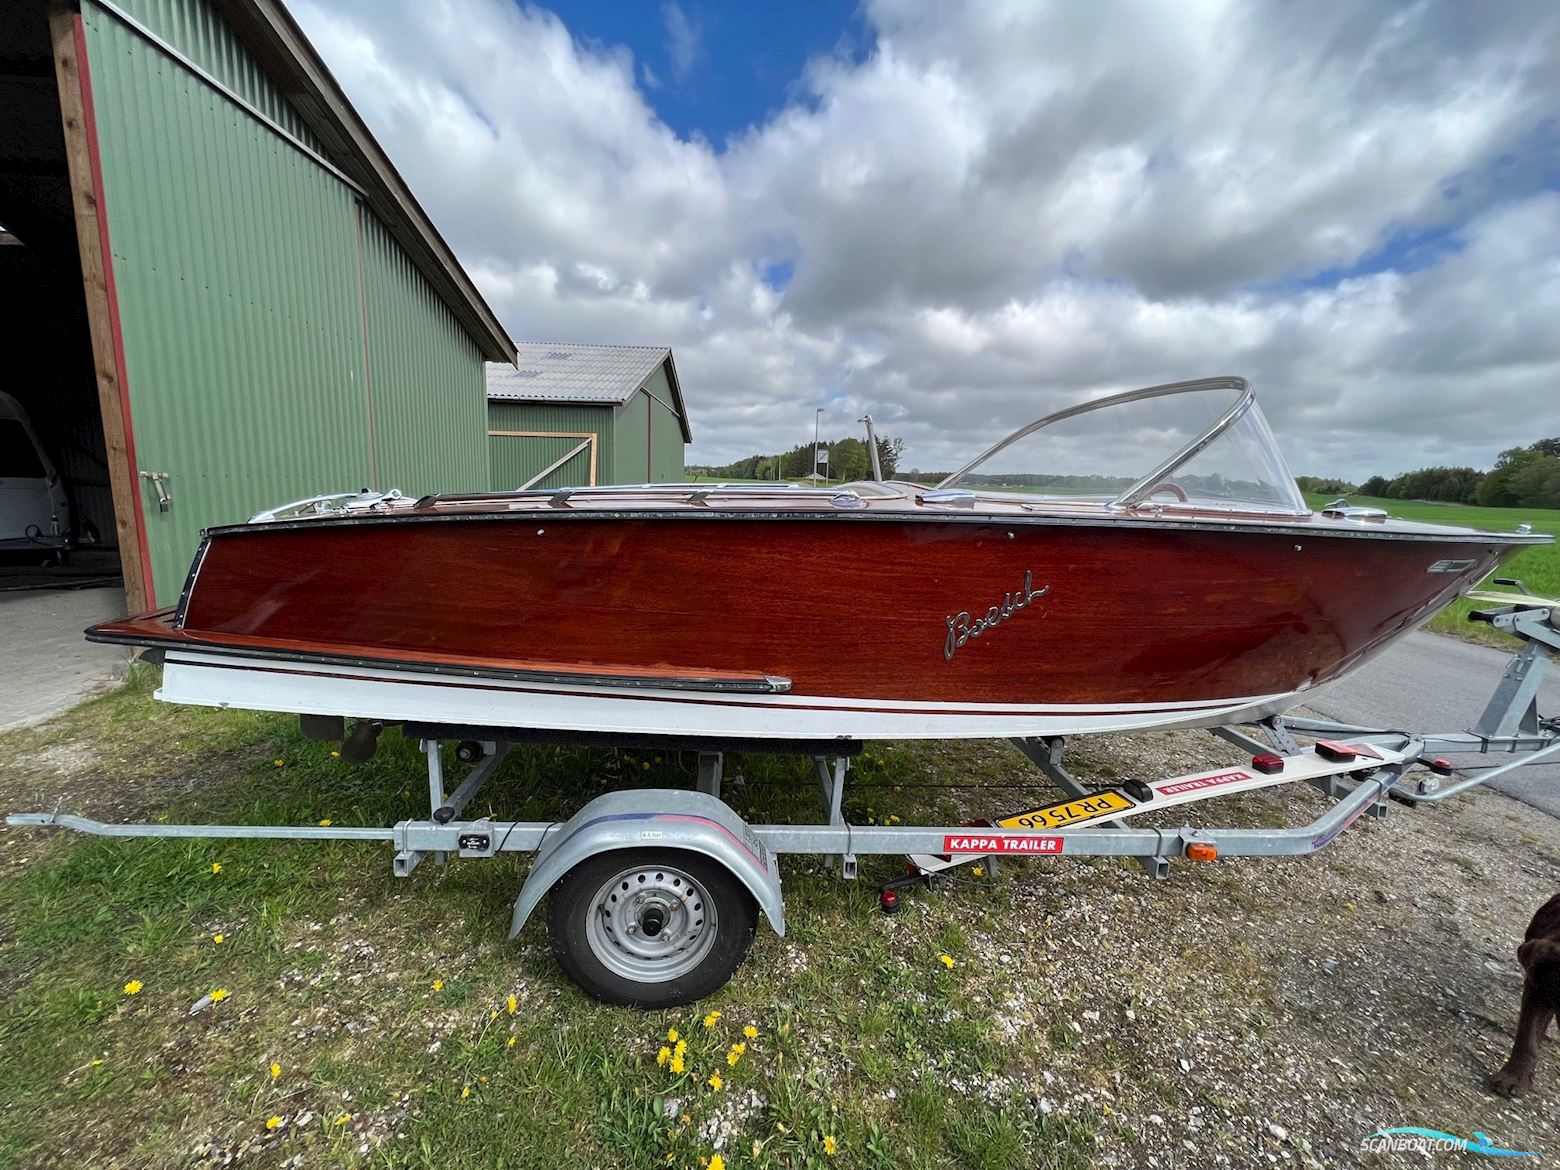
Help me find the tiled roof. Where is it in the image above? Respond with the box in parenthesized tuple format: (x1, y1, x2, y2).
(487, 343, 672, 404)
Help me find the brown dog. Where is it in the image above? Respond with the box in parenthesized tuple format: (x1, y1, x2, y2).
(1487, 893, 1560, 1098)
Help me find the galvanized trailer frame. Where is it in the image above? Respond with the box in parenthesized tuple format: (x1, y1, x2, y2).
(8, 590, 1558, 1007)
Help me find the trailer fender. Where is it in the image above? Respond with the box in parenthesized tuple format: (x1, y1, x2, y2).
(508, 789, 785, 939)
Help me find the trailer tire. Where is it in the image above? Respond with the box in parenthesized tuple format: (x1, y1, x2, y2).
(546, 848, 757, 1007)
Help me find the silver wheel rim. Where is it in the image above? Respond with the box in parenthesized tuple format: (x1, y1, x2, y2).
(584, 862, 719, 984)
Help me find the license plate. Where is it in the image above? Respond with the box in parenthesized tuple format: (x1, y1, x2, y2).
(999, 791, 1132, 830)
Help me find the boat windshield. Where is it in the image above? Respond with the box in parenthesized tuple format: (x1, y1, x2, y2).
(936, 376, 1308, 515)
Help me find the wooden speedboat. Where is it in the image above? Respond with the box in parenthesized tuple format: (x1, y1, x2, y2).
(89, 377, 1548, 740)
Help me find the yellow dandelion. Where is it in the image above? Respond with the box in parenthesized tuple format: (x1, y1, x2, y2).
(212, 934, 224, 944)
(461, 1084, 471, 1099)
(489, 1010, 499, 1022)
(667, 1028, 679, 1043)
(674, 1038, 688, 1056)
(642, 762, 652, 771)
(823, 1134, 839, 1156)
(211, 862, 222, 874)
(707, 1072, 723, 1091)
(506, 1035, 517, 1049)
(265, 1116, 283, 1130)
(657, 1046, 671, 1067)
(318, 819, 332, 827)
(269, 1062, 281, 1079)
(702, 1009, 722, 1028)
(971, 864, 985, 877)
(743, 1024, 758, 1040)
(210, 988, 229, 1002)
(273, 759, 284, 768)
(938, 954, 955, 969)
(506, 994, 518, 1015)
(431, 979, 444, 992)
(710, 1155, 725, 1170)
(330, 751, 341, 758)
(123, 980, 143, 995)
(726, 1047, 743, 1067)
(334, 1113, 351, 1125)
(670, 1054, 685, 1074)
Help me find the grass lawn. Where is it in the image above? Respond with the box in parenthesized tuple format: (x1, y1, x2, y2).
(0, 674, 1096, 1170)
(5, 674, 1560, 1165)
(1300, 494, 1560, 646)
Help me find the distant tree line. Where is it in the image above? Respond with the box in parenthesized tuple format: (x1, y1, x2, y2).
(694, 434, 1560, 508)
(692, 433, 905, 482)
(1304, 437, 1560, 508)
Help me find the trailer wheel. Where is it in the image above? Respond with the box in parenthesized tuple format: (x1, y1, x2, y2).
(546, 849, 757, 1007)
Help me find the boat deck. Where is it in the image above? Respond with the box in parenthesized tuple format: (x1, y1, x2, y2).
(229, 480, 1547, 543)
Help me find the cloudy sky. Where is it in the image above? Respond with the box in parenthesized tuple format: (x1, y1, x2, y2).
(295, 0, 1560, 480)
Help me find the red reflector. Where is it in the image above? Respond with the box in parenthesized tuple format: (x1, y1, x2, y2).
(880, 890, 900, 915)
(1314, 740, 1359, 762)
(1251, 753, 1286, 775)
(1427, 757, 1454, 776)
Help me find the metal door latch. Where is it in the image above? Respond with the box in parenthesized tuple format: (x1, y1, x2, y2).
(140, 471, 172, 512)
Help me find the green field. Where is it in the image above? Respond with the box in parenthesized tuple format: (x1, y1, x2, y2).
(1300, 494, 1560, 644)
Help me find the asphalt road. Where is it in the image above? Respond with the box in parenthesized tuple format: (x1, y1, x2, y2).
(1305, 629, 1560, 819)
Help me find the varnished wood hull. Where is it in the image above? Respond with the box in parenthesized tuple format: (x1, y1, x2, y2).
(90, 508, 1528, 739)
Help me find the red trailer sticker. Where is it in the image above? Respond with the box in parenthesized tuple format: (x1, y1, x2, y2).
(1158, 769, 1251, 797)
(942, 834, 1064, 855)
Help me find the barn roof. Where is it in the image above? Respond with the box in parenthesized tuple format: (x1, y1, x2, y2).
(486, 343, 691, 441)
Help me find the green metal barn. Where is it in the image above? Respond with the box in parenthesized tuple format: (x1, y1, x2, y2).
(487, 344, 691, 490)
(1, 0, 514, 612)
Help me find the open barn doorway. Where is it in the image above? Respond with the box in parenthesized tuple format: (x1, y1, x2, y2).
(0, 1, 134, 727)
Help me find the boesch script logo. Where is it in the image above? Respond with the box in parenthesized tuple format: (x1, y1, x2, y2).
(944, 570, 1050, 661)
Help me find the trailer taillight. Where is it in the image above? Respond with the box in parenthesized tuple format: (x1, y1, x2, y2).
(1251, 753, 1285, 775)
(1314, 740, 1359, 762)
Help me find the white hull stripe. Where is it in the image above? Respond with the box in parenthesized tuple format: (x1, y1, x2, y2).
(158, 651, 1306, 741)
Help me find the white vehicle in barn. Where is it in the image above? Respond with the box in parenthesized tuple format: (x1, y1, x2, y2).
(0, 390, 70, 553)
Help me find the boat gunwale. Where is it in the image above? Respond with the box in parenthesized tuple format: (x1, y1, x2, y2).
(201, 506, 1553, 546)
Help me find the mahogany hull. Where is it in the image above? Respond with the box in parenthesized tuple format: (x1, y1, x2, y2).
(91, 509, 1524, 738)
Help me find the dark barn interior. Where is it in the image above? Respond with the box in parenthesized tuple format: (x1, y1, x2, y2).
(0, 2, 118, 576)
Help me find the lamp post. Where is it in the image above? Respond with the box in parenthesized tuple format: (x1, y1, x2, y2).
(813, 408, 824, 485)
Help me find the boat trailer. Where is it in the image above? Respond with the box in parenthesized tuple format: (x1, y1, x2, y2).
(9, 589, 1559, 1007)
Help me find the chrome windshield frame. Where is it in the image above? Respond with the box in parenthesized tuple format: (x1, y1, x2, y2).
(935, 375, 1300, 513)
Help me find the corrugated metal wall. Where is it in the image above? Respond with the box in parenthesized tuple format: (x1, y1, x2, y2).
(644, 367, 686, 482)
(487, 402, 612, 490)
(612, 390, 650, 483)
(102, 0, 325, 149)
(359, 213, 486, 495)
(81, 0, 492, 602)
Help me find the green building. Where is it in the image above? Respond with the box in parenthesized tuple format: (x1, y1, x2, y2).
(1, 0, 514, 612)
(487, 344, 691, 490)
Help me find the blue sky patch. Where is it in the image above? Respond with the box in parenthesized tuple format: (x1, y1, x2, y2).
(540, 0, 872, 145)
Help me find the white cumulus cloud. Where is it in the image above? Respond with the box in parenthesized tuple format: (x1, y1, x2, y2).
(295, 0, 1560, 480)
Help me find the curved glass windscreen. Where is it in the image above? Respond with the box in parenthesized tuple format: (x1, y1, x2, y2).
(937, 378, 1308, 515)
